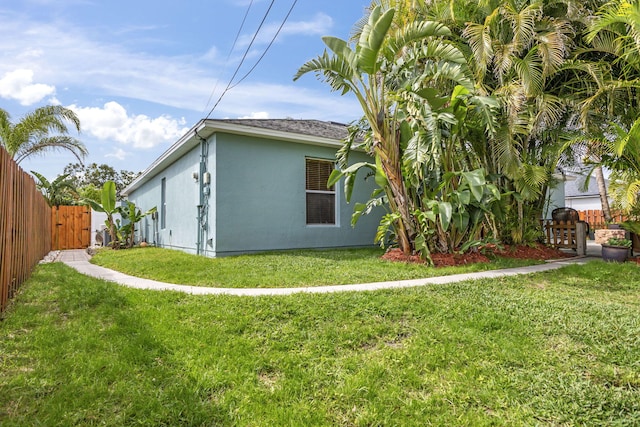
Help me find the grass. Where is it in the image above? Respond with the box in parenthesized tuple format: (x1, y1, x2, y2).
(1, 261, 639, 425)
(90, 246, 542, 288)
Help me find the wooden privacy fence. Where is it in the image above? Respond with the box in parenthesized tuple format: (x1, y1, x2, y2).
(0, 146, 52, 313)
(578, 210, 627, 230)
(540, 220, 587, 255)
(52, 205, 90, 250)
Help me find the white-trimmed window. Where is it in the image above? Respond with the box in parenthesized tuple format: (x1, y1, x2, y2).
(306, 158, 336, 225)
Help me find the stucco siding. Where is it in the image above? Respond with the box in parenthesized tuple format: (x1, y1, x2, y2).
(128, 146, 201, 253)
(213, 133, 381, 255)
(543, 182, 566, 219)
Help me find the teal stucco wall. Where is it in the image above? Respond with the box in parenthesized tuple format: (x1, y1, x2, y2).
(128, 131, 382, 257)
(213, 133, 381, 256)
(129, 145, 201, 253)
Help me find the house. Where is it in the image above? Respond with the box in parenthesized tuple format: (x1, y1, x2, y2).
(564, 174, 609, 211)
(123, 119, 383, 257)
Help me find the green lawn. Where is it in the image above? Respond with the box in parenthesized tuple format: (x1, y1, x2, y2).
(1, 261, 639, 425)
(90, 246, 542, 288)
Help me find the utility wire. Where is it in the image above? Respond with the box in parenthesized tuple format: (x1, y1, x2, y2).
(202, 0, 255, 115)
(205, 0, 277, 119)
(228, 0, 299, 91)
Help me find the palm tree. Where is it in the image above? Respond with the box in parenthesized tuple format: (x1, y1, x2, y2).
(0, 105, 86, 164)
(571, 0, 640, 220)
(31, 171, 77, 207)
(295, 6, 478, 255)
(606, 121, 640, 214)
(415, 0, 595, 242)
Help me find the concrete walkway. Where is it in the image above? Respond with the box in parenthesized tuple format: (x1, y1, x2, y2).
(54, 247, 599, 296)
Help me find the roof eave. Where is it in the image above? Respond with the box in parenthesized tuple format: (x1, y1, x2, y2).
(123, 120, 344, 197)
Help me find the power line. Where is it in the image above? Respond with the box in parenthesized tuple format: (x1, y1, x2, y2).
(228, 0, 299, 91)
(205, 0, 277, 119)
(201, 0, 255, 115)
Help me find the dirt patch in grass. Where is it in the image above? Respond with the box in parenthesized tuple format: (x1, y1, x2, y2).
(382, 243, 572, 267)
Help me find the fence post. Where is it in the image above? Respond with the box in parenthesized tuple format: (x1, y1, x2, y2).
(575, 222, 586, 256)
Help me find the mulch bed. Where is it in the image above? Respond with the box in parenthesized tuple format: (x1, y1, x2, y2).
(381, 243, 573, 267)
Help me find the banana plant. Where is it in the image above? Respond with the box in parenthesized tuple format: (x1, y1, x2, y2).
(84, 181, 156, 249)
(411, 168, 504, 263)
(118, 201, 156, 248)
(295, 5, 466, 255)
(84, 181, 120, 248)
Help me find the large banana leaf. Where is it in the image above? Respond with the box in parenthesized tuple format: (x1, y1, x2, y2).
(357, 6, 395, 75)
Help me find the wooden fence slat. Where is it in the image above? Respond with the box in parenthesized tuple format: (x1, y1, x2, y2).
(0, 146, 52, 314)
(577, 209, 628, 230)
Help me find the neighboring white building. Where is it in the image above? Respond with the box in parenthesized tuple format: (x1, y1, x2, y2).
(564, 175, 609, 211)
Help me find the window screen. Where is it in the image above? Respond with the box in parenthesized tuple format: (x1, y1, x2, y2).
(306, 158, 335, 225)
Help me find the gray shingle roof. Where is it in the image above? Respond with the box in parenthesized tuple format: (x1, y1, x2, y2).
(205, 119, 350, 141)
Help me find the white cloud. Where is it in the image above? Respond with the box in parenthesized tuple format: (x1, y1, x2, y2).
(0, 19, 216, 111)
(0, 11, 359, 123)
(280, 13, 333, 37)
(0, 69, 56, 105)
(237, 13, 333, 48)
(68, 101, 189, 149)
(105, 148, 128, 160)
(239, 111, 270, 119)
(216, 83, 359, 121)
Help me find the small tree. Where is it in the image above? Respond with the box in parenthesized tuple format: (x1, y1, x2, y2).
(64, 162, 139, 200)
(85, 181, 120, 248)
(85, 181, 155, 249)
(31, 171, 77, 207)
(118, 201, 156, 248)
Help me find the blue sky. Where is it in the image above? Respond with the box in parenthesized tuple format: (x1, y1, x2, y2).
(0, 0, 369, 178)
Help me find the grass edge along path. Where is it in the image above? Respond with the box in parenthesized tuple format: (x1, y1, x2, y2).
(0, 262, 638, 426)
(90, 246, 546, 288)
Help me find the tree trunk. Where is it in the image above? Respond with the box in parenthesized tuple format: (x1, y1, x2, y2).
(594, 166, 612, 222)
(383, 162, 414, 254)
(373, 131, 415, 255)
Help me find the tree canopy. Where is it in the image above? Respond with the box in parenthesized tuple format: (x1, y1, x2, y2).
(297, 0, 640, 259)
(63, 162, 139, 201)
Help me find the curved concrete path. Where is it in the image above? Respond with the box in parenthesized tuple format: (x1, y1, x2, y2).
(54, 249, 595, 296)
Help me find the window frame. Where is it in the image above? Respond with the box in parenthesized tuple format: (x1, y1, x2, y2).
(305, 157, 338, 226)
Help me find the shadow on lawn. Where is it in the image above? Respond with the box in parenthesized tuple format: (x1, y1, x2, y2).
(1, 264, 228, 425)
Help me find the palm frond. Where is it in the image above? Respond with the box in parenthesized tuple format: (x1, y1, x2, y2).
(462, 22, 493, 80)
(491, 125, 523, 177)
(14, 136, 87, 164)
(587, 0, 632, 44)
(492, 41, 516, 84)
(0, 108, 12, 152)
(536, 18, 573, 76)
(514, 163, 547, 200)
(294, 50, 359, 96)
(512, 48, 544, 96)
(385, 20, 452, 60)
(532, 93, 566, 132)
(502, 1, 541, 54)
